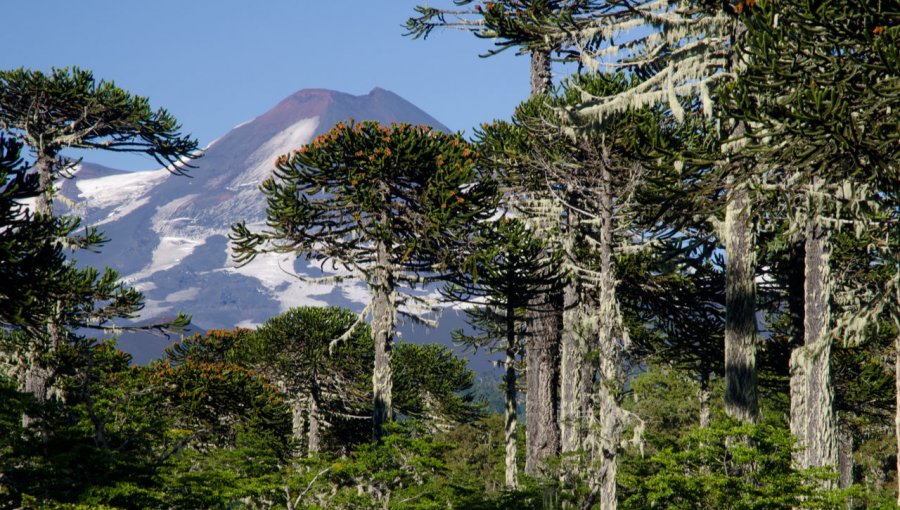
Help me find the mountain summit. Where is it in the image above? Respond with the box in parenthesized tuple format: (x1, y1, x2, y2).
(63, 88, 455, 360)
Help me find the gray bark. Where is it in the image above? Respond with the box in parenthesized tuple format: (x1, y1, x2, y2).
(724, 186, 759, 423)
(505, 304, 519, 489)
(371, 236, 395, 440)
(560, 285, 586, 453)
(308, 393, 322, 456)
(838, 426, 853, 489)
(290, 396, 306, 447)
(530, 48, 552, 96)
(21, 153, 58, 414)
(525, 295, 561, 476)
(590, 160, 625, 510)
(699, 373, 711, 428)
(523, 45, 561, 476)
(790, 215, 838, 478)
(35, 152, 55, 216)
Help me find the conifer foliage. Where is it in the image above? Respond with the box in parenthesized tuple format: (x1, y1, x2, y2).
(231, 120, 496, 438)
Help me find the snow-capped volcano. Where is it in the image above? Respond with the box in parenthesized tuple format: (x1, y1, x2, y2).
(62, 87, 465, 363)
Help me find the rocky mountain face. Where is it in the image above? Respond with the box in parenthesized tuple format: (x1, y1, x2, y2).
(61, 88, 481, 367)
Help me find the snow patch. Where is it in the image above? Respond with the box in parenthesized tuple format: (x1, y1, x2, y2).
(126, 236, 205, 282)
(75, 168, 170, 210)
(229, 116, 319, 191)
(222, 250, 335, 310)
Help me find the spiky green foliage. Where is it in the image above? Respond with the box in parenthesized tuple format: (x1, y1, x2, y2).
(0, 136, 71, 329)
(394, 342, 483, 427)
(619, 417, 847, 510)
(406, 1, 608, 57)
(0, 66, 199, 173)
(444, 217, 566, 329)
(231, 120, 496, 437)
(231, 120, 496, 280)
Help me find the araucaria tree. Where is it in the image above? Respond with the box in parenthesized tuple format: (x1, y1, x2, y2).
(443, 217, 566, 488)
(0, 67, 199, 406)
(231, 120, 496, 438)
(724, 0, 900, 477)
(0, 67, 200, 215)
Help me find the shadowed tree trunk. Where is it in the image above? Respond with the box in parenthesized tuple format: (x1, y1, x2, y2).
(21, 151, 61, 426)
(838, 426, 853, 489)
(525, 296, 561, 475)
(724, 185, 759, 423)
(790, 213, 838, 479)
(524, 46, 561, 475)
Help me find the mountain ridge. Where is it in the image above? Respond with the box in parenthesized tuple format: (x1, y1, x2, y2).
(60, 87, 484, 369)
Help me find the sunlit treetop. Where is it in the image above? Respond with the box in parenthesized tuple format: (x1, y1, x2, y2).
(0, 66, 199, 174)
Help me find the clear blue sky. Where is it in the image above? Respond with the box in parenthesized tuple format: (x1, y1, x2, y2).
(1, 1, 536, 170)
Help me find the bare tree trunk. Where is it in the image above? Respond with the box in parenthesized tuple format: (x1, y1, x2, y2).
(505, 304, 519, 489)
(371, 237, 395, 440)
(23, 153, 61, 426)
(790, 214, 838, 478)
(591, 159, 625, 510)
(308, 393, 322, 456)
(525, 296, 561, 476)
(560, 285, 586, 453)
(724, 185, 759, 423)
(838, 426, 853, 489)
(699, 372, 711, 428)
(290, 395, 307, 449)
(35, 151, 55, 216)
(524, 45, 561, 476)
(530, 48, 552, 96)
(21, 152, 58, 415)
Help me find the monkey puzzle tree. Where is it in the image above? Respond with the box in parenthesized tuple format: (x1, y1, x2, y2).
(231, 121, 496, 438)
(443, 217, 566, 488)
(0, 67, 200, 215)
(0, 135, 70, 329)
(723, 0, 900, 478)
(407, 3, 604, 470)
(0, 67, 199, 405)
(406, 1, 607, 96)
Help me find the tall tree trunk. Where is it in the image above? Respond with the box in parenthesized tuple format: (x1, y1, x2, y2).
(790, 214, 838, 477)
(525, 295, 561, 476)
(560, 285, 586, 453)
(591, 159, 625, 510)
(524, 45, 561, 476)
(505, 304, 519, 489)
(22, 152, 59, 426)
(838, 425, 853, 489)
(290, 394, 306, 450)
(371, 237, 395, 440)
(724, 185, 759, 423)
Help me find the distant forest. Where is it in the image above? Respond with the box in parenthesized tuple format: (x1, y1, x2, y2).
(0, 0, 898, 508)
